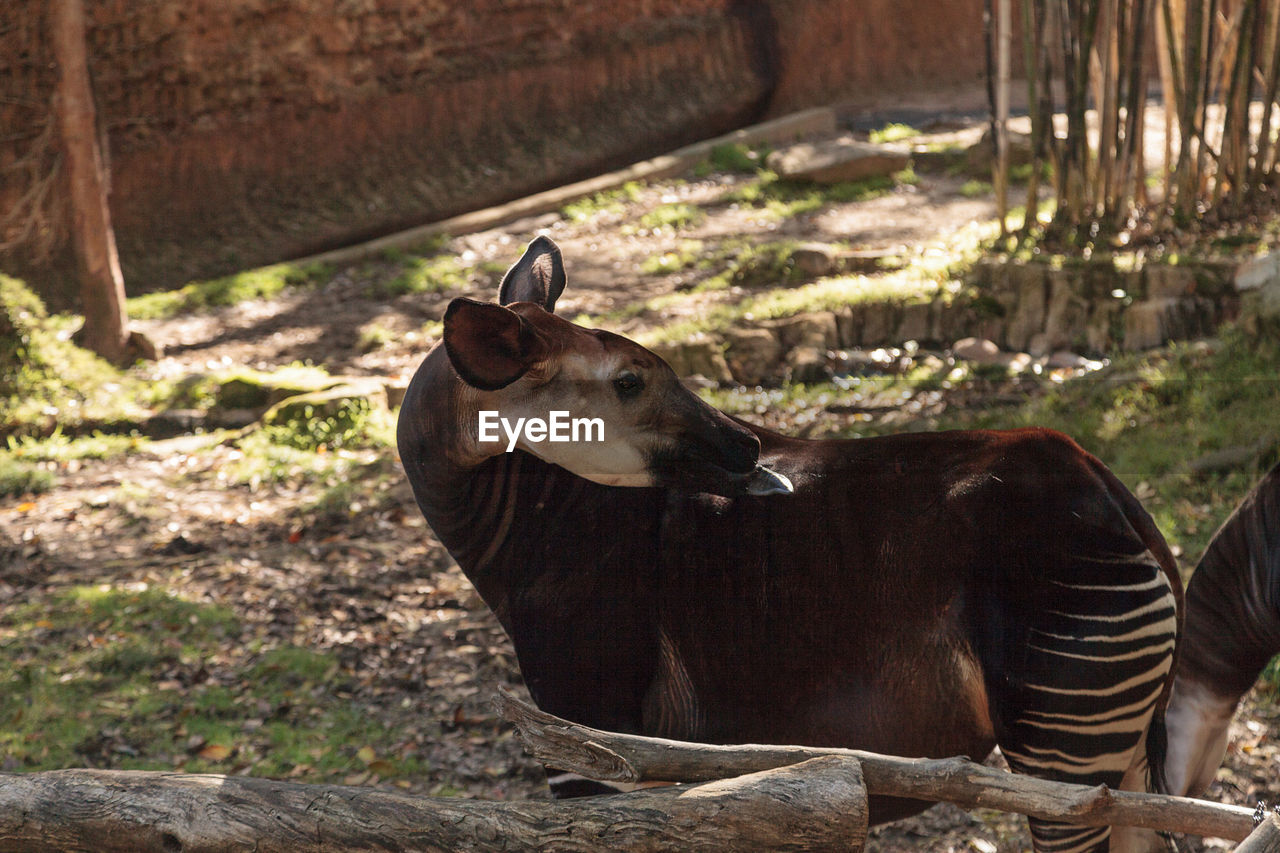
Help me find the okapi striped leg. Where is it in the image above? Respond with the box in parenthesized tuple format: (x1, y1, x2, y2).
(997, 556, 1178, 853)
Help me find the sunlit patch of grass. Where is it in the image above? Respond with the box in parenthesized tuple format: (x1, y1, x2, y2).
(0, 453, 54, 498)
(961, 179, 993, 198)
(634, 202, 704, 232)
(374, 253, 470, 298)
(640, 240, 706, 275)
(723, 169, 915, 220)
(869, 123, 919, 144)
(560, 181, 644, 223)
(698, 142, 770, 175)
(2, 275, 154, 438)
(6, 429, 140, 463)
(128, 263, 331, 320)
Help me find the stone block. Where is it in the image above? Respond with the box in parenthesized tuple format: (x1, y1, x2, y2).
(1040, 273, 1090, 353)
(726, 327, 784, 386)
(898, 302, 936, 345)
(1004, 264, 1049, 351)
(790, 243, 841, 277)
(765, 312, 840, 350)
(786, 346, 832, 383)
(1123, 298, 1181, 351)
(860, 302, 898, 346)
(1145, 265, 1197, 299)
(649, 339, 734, 385)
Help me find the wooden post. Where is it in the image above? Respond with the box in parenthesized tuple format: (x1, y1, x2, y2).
(49, 0, 132, 364)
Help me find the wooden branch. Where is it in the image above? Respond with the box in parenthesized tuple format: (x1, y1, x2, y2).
(494, 689, 1257, 843)
(0, 760, 866, 853)
(1236, 813, 1280, 853)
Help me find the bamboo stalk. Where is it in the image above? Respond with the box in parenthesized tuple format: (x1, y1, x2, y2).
(996, 0, 1012, 235)
(1256, 0, 1280, 180)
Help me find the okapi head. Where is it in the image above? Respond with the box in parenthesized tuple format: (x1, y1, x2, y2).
(438, 235, 793, 498)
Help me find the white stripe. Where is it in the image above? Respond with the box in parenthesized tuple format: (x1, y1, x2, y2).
(1046, 597, 1176, 623)
(1024, 663, 1171, 698)
(1019, 683, 1165, 725)
(1027, 637, 1175, 663)
(1049, 576, 1167, 592)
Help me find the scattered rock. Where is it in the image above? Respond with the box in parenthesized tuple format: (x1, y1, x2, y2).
(1234, 249, 1280, 291)
(951, 337, 1001, 364)
(214, 365, 340, 411)
(996, 351, 1033, 373)
(766, 136, 909, 184)
(1046, 350, 1092, 370)
(259, 378, 389, 436)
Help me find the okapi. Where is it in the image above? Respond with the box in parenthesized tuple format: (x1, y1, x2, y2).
(1163, 459, 1280, 798)
(397, 236, 1183, 853)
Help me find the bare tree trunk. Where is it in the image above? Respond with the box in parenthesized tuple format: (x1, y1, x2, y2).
(0, 760, 868, 853)
(49, 0, 131, 365)
(493, 690, 1258, 844)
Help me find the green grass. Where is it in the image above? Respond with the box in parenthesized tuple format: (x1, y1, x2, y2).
(724, 169, 916, 220)
(869, 123, 919, 144)
(6, 430, 140, 463)
(635, 202, 704, 232)
(640, 240, 706, 275)
(0, 453, 54, 498)
(961, 179, 994, 198)
(561, 181, 644, 223)
(374, 253, 470, 298)
(128, 263, 331, 320)
(696, 142, 770, 175)
(2, 275, 154, 438)
(0, 585, 428, 781)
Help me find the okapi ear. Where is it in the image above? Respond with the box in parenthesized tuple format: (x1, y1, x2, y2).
(498, 235, 566, 312)
(442, 297, 548, 391)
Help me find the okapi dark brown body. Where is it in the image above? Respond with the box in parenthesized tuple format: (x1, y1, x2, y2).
(397, 237, 1184, 853)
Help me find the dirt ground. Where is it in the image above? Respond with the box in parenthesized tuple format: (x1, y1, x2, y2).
(4, 120, 1279, 851)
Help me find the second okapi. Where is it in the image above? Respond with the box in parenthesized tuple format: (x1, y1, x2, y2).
(397, 237, 1184, 853)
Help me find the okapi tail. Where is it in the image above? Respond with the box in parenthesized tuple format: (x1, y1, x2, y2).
(1163, 459, 1280, 797)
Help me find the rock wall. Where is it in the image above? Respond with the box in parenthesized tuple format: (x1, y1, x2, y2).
(1, 0, 989, 302)
(657, 256, 1244, 387)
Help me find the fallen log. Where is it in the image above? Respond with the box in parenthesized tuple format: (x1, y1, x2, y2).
(0, 756, 866, 853)
(494, 688, 1258, 844)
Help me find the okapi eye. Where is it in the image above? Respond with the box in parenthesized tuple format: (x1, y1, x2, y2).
(613, 371, 644, 398)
